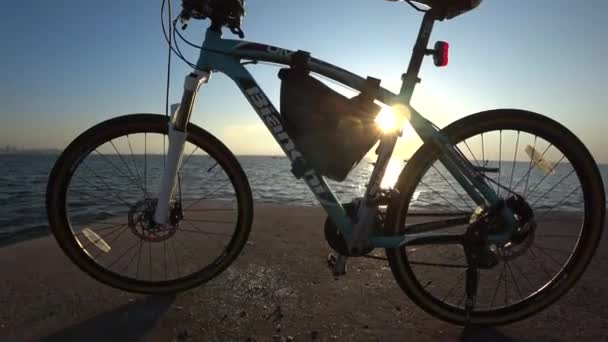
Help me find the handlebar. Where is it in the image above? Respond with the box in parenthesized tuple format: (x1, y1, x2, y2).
(179, 0, 245, 38)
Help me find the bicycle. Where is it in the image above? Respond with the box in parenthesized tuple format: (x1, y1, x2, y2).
(46, 0, 606, 326)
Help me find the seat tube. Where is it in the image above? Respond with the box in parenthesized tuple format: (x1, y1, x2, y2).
(399, 10, 436, 102)
(153, 69, 210, 224)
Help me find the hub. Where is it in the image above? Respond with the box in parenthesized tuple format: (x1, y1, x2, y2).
(128, 199, 180, 242)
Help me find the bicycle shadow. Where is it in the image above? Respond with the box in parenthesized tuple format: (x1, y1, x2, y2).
(460, 325, 512, 342)
(40, 294, 175, 342)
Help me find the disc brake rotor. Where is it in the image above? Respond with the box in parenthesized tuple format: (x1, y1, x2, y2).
(128, 199, 177, 242)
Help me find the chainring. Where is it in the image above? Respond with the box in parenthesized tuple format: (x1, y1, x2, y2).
(324, 202, 376, 256)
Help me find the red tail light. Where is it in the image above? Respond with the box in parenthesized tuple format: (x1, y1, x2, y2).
(433, 41, 449, 67)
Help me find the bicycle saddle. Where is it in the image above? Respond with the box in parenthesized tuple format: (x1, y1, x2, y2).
(391, 0, 482, 20)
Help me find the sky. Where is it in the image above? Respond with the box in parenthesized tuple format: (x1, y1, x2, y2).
(0, 0, 606, 162)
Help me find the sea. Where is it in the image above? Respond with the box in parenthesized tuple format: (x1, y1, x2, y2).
(1, 154, 607, 243)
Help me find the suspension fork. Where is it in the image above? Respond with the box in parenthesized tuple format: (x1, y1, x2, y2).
(153, 69, 210, 224)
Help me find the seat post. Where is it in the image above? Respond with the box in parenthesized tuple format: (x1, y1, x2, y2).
(398, 10, 437, 103)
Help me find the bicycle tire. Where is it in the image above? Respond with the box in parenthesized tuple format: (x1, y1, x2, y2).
(46, 114, 253, 294)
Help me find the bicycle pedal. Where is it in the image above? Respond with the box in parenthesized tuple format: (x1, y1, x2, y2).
(326, 253, 347, 277)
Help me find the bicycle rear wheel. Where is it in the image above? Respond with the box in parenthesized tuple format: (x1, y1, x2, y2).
(385, 109, 605, 325)
(46, 114, 253, 294)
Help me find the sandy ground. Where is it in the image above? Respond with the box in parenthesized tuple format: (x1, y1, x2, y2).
(0, 203, 606, 342)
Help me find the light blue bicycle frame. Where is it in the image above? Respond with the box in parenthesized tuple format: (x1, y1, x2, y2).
(169, 12, 516, 249)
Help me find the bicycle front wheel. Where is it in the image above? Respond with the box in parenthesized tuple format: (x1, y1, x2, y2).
(46, 114, 253, 294)
(385, 109, 605, 325)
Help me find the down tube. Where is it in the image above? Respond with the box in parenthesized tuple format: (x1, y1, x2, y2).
(226, 66, 355, 237)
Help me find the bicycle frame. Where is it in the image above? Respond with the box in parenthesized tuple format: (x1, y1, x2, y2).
(155, 10, 516, 249)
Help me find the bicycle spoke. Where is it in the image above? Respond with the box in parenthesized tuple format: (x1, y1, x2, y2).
(511, 143, 551, 192)
(505, 260, 524, 301)
(181, 218, 235, 224)
(497, 130, 502, 196)
(83, 221, 128, 227)
(117, 239, 143, 274)
(503, 261, 509, 306)
(107, 239, 143, 270)
(184, 208, 236, 212)
(431, 165, 474, 211)
(126, 135, 149, 199)
(70, 176, 131, 208)
(75, 223, 126, 235)
(81, 162, 132, 207)
(510, 258, 535, 291)
(532, 245, 572, 255)
(178, 145, 200, 173)
(171, 237, 181, 278)
(90, 224, 131, 260)
(179, 220, 233, 237)
(522, 135, 537, 197)
(148, 240, 153, 280)
(419, 180, 467, 214)
(508, 131, 520, 190)
(94, 149, 146, 197)
(78, 224, 127, 250)
(481, 132, 485, 166)
(528, 247, 553, 279)
(531, 245, 563, 268)
(524, 154, 566, 200)
(76, 225, 126, 249)
(534, 185, 581, 221)
(184, 179, 233, 211)
(535, 234, 579, 238)
(490, 263, 506, 309)
(408, 261, 467, 268)
(135, 239, 143, 279)
(441, 270, 466, 302)
(163, 239, 168, 280)
(529, 169, 577, 208)
(144, 133, 147, 195)
(462, 140, 481, 167)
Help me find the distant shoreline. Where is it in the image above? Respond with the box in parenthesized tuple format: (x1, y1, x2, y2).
(0, 150, 61, 155)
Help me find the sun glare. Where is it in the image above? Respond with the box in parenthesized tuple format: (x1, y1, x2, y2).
(375, 106, 398, 133)
(375, 104, 410, 134)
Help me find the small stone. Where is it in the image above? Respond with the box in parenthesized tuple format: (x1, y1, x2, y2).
(275, 324, 282, 332)
(176, 330, 190, 341)
(272, 335, 285, 342)
(175, 306, 184, 311)
(270, 306, 283, 323)
(286, 336, 294, 342)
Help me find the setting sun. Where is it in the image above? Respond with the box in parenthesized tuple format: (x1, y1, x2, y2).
(375, 104, 411, 134)
(375, 105, 398, 133)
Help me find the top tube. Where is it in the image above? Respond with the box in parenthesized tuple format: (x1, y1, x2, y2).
(198, 28, 400, 105)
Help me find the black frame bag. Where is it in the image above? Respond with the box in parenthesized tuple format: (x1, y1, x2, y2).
(279, 68, 382, 182)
